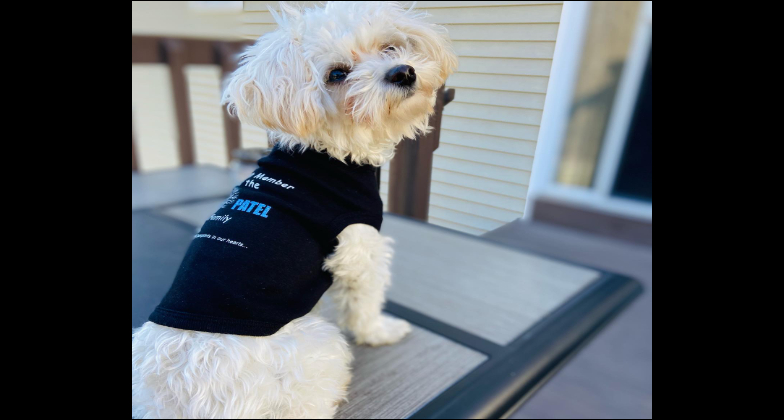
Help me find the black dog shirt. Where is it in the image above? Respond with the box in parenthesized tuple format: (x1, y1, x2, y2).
(148, 145, 383, 336)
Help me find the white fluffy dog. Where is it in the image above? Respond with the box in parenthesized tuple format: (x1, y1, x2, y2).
(132, 2, 457, 418)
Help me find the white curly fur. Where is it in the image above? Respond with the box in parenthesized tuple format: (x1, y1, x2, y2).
(222, 1, 458, 166)
(132, 315, 351, 419)
(133, 1, 456, 418)
(324, 224, 411, 346)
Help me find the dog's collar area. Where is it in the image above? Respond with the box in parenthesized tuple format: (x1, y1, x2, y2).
(266, 144, 378, 172)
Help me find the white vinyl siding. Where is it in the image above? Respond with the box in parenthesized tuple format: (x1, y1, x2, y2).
(186, 65, 229, 168)
(185, 65, 271, 165)
(132, 1, 243, 40)
(240, 122, 270, 150)
(241, 1, 563, 235)
(132, 65, 180, 172)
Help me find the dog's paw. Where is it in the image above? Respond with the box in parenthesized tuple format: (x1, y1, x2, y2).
(355, 316, 412, 347)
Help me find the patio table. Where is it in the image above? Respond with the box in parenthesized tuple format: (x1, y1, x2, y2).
(132, 167, 641, 419)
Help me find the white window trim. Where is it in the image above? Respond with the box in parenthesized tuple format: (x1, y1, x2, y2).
(525, 1, 652, 221)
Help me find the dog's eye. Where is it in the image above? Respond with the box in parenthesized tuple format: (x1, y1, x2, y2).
(328, 69, 349, 83)
(384, 45, 397, 53)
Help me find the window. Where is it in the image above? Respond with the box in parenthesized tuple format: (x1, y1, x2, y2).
(525, 1, 652, 220)
(612, 49, 652, 202)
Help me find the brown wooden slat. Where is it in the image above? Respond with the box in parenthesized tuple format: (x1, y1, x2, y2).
(387, 87, 455, 221)
(132, 36, 250, 65)
(182, 39, 221, 65)
(216, 41, 253, 161)
(161, 39, 198, 165)
(132, 36, 163, 63)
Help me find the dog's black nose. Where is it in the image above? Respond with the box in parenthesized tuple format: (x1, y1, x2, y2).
(385, 65, 416, 87)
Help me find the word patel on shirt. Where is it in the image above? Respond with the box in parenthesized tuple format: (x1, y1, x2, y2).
(231, 199, 271, 218)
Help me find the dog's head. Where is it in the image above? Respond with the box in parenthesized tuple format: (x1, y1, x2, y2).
(223, 1, 458, 166)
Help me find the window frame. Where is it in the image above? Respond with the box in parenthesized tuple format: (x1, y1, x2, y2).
(525, 1, 652, 221)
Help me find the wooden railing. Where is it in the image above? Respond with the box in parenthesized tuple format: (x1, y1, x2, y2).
(388, 86, 454, 221)
(132, 35, 452, 221)
(132, 36, 253, 166)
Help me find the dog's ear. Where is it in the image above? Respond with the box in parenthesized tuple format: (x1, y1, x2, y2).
(433, 34, 459, 83)
(394, 8, 459, 84)
(411, 30, 458, 84)
(222, 8, 323, 138)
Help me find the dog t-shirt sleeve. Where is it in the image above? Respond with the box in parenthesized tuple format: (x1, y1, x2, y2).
(326, 211, 383, 239)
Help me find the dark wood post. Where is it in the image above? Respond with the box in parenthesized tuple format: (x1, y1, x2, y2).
(216, 41, 252, 162)
(161, 39, 196, 166)
(387, 86, 454, 221)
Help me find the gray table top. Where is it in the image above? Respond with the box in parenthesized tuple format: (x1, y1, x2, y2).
(132, 167, 641, 419)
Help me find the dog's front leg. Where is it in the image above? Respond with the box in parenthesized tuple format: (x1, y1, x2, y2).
(324, 223, 411, 346)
